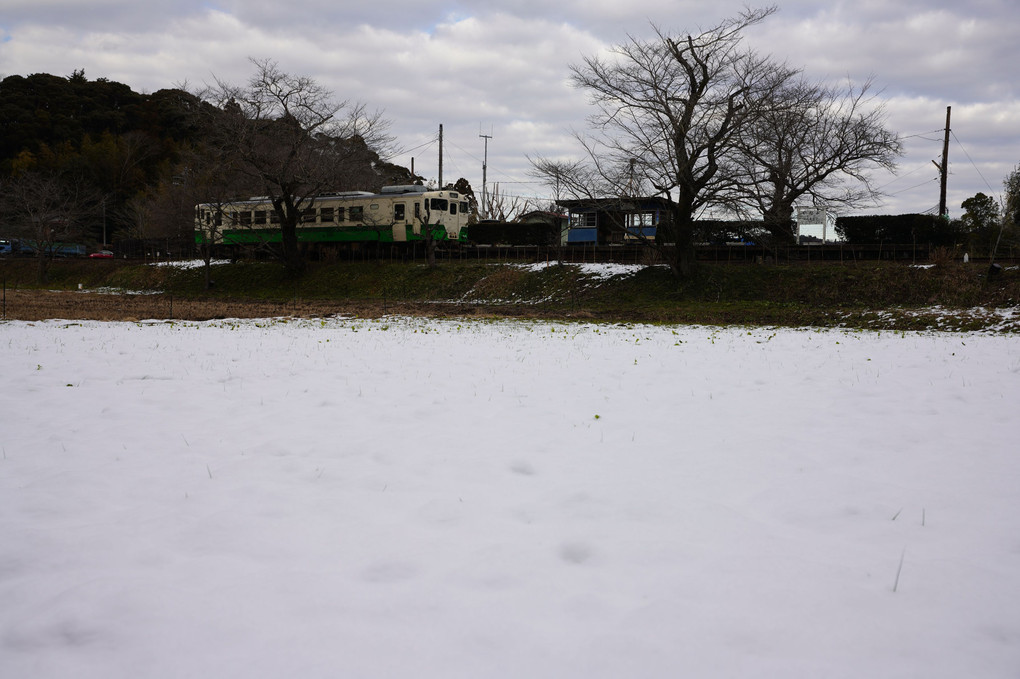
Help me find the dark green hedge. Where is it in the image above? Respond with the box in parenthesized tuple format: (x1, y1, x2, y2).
(835, 213, 964, 246)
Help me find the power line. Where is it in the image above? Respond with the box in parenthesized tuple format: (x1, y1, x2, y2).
(900, 128, 944, 141)
(887, 178, 938, 197)
(874, 162, 929, 191)
(951, 130, 998, 196)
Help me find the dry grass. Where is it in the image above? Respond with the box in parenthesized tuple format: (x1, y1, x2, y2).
(3, 258, 1018, 331)
(0, 289, 585, 323)
(1, 290, 348, 322)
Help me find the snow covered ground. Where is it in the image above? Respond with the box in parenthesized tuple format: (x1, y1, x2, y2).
(2, 316, 1018, 678)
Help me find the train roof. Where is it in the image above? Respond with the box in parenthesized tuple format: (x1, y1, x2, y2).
(197, 185, 465, 208)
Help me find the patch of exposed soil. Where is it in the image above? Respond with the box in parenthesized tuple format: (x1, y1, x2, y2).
(0, 289, 581, 322)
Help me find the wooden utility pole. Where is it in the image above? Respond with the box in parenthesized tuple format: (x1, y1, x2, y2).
(480, 130, 492, 219)
(937, 106, 951, 218)
(438, 124, 443, 189)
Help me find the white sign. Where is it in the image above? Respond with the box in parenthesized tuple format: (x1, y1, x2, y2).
(796, 208, 827, 224)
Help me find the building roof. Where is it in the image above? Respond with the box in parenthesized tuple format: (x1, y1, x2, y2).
(556, 196, 674, 211)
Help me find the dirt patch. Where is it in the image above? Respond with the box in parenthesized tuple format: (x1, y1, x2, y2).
(8, 288, 1010, 331)
(0, 289, 578, 322)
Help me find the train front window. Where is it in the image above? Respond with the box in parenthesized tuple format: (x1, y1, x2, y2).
(429, 198, 448, 212)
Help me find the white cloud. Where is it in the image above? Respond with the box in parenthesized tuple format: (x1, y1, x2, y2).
(0, 0, 1017, 215)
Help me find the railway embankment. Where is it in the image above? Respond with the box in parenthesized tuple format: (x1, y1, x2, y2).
(2, 258, 1018, 331)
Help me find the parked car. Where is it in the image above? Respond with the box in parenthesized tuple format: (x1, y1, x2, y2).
(89, 250, 114, 259)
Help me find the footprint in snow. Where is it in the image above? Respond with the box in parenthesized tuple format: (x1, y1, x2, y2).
(559, 541, 595, 565)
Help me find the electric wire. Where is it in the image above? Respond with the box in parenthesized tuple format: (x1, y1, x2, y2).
(887, 177, 939, 197)
(951, 130, 999, 197)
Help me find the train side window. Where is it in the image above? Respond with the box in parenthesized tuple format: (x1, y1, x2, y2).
(350, 206, 364, 221)
(302, 208, 317, 223)
(414, 202, 421, 219)
(320, 207, 335, 223)
(394, 203, 405, 221)
(269, 210, 280, 224)
(254, 210, 266, 224)
(336, 207, 345, 222)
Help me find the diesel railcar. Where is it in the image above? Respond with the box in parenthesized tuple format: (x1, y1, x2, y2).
(195, 185, 471, 249)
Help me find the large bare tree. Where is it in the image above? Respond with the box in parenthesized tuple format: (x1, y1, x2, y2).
(532, 7, 794, 276)
(199, 58, 392, 271)
(734, 77, 902, 244)
(142, 142, 253, 287)
(0, 169, 95, 283)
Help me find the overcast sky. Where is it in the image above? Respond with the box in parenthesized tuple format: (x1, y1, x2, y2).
(2, 0, 1017, 219)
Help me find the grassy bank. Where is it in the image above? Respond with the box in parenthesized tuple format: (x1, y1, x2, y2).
(2, 257, 1018, 331)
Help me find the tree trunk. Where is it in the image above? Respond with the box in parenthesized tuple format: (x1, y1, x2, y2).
(665, 242, 696, 278)
(425, 237, 437, 267)
(763, 204, 797, 245)
(203, 252, 213, 290)
(279, 215, 304, 274)
(658, 206, 697, 279)
(36, 253, 50, 286)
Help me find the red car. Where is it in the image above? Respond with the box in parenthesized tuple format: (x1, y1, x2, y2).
(89, 250, 114, 259)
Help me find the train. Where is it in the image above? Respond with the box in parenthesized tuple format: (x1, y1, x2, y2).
(194, 185, 473, 249)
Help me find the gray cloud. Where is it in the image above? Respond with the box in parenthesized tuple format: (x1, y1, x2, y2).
(1, 0, 1016, 216)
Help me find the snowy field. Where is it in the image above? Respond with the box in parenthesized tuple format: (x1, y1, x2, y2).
(2, 316, 1018, 678)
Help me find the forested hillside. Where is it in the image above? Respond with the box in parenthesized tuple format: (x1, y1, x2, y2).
(0, 70, 412, 251)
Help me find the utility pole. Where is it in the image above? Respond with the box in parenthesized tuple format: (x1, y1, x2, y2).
(438, 124, 443, 189)
(479, 130, 492, 219)
(934, 106, 951, 218)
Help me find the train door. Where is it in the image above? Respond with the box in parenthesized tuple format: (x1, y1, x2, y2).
(392, 202, 407, 241)
(410, 202, 423, 237)
(428, 198, 449, 240)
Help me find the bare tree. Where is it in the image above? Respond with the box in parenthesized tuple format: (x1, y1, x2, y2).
(485, 183, 533, 222)
(184, 146, 255, 287)
(198, 58, 393, 272)
(533, 7, 795, 276)
(734, 77, 902, 245)
(0, 169, 95, 283)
